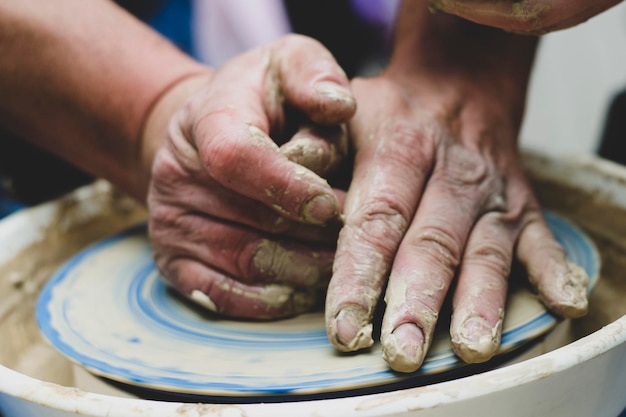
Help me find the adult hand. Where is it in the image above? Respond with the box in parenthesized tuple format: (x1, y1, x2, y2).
(324, 4, 589, 372)
(146, 34, 355, 319)
(428, 0, 622, 34)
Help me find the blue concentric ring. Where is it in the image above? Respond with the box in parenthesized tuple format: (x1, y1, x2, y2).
(36, 211, 600, 398)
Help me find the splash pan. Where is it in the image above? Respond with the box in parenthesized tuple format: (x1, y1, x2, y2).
(1, 151, 625, 416)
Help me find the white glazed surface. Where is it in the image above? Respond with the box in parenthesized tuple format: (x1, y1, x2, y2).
(1, 153, 626, 417)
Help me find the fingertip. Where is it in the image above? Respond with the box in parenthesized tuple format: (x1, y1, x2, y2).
(539, 260, 589, 319)
(517, 218, 590, 319)
(327, 305, 374, 352)
(301, 193, 340, 224)
(311, 80, 357, 125)
(280, 124, 349, 177)
(451, 312, 502, 363)
(381, 322, 426, 373)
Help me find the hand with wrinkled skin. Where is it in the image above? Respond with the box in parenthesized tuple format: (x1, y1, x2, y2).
(428, 0, 622, 35)
(146, 34, 355, 320)
(325, 3, 589, 373)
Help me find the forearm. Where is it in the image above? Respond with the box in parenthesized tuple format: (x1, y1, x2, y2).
(0, 0, 209, 201)
(428, 0, 623, 34)
(388, 1, 538, 131)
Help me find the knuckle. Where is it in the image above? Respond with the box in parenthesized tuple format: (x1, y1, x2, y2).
(408, 226, 462, 273)
(438, 144, 509, 212)
(351, 199, 411, 247)
(466, 243, 512, 278)
(440, 144, 490, 187)
(379, 123, 436, 167)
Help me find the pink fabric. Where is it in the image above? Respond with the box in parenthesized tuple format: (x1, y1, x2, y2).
(192, 0, 292, 66)
(191, 0, 400, 67)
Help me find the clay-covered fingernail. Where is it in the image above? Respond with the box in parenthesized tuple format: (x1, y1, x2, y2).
(540, 260, 589, 319)
(382, 323, 425, 373)
(452, 314, 501, 363)
(301, 193, 338, 224)
(554, 261, 589, 317)
(314, 80, 354, 104)
(331, 306, 373, 352)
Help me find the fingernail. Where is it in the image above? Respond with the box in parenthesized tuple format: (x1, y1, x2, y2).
(382, 323, 425, 373)
(314, 80, 354, 104)
(556, 261, 589, 317)
(302, 193, 338, 224)
(453, 314, 500, 363)
(332, 306, 373, 351)
(190, 290, 218, 312)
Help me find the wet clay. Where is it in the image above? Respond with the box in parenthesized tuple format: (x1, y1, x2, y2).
(2, 154, 626, 390)
(0, 181, 147, 380)
(528, 174, 626, 339)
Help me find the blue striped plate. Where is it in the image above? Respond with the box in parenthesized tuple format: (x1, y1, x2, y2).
(36, 211, 599, 400)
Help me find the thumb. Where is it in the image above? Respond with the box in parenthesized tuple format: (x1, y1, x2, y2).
(273, 34, 356, 125)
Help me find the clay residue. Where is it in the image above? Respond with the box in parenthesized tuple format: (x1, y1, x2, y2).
(252, 239, 322, 287)
(0, 181, 147, 379)
(527, 174, 626, 339)
(429, 0, 552, 34)
(175, 403, 247, 416)
(451, 309, 503, 363)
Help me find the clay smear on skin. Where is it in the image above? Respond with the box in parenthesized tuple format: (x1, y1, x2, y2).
(248, 124, 279, 150)
(210, 279, 308, 310)
(190, 290, 218, 312)
(452, 309, 504, 362)
(253, 239, 323, 287)
(381, 307, 438, 373)
(328, 237, 386, 352)
(540, 260, 589, 318)
(331, 307, 374, 352)
(429, 0, 551, 30)
(189, 276, 302, 312)
(380, 270, 450, 371)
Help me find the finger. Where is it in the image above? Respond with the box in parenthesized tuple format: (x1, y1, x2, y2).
(380, 145, 505, 372)
(325, 125, 435, 353)
(273, 34, 356, 125)
(449, 212, 515, 363)
(516, 211, 589, 318)
(150, 152, 342, 243)
(163, 259, 321, 319)
(280, 124, 349, 177)
(176, 100, 340, 225)
(150, 209, 335, 289)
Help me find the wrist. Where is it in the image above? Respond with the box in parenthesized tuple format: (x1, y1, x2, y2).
(388, 2, 537, 119)
(136, 69, 214, 202)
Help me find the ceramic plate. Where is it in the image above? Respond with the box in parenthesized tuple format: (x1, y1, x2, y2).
(36, 211, 599, 400)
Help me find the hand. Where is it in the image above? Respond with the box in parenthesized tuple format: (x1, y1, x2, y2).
(428, 0, 622, 34)
(324, 7, 589, 372)
(146, 34, 355, 319)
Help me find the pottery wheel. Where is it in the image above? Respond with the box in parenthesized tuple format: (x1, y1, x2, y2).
(35, 211, 600, 401)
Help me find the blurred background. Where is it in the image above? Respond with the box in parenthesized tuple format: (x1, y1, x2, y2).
(2, 0, 625, 213)
(521, 1, 626, 159)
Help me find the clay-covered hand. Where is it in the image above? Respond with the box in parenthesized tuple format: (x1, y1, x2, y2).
(428, 0, 622, 35)
(324, 5, 589, 372)
(146, 34, 355, 319)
